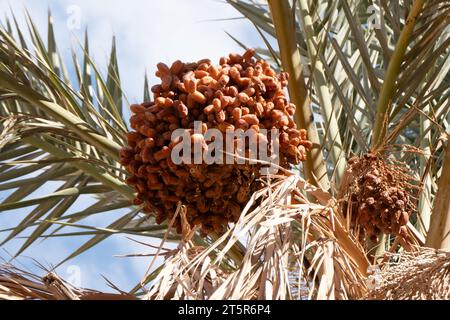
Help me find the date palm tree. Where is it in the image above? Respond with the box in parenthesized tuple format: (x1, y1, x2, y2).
(0, 0, 449, 300)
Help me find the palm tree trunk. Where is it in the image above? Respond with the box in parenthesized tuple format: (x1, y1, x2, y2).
(418, 106, 432, 235)
(268, 0, 330, 191)
(426, 138, 450, 249)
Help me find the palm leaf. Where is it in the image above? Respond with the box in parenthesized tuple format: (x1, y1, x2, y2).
(0, 11, 164, 262)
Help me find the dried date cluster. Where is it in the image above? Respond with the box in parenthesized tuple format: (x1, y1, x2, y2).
(120, 49, 312, 235)
(342, 153, 418, 241)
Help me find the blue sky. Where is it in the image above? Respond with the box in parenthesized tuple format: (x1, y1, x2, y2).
(0, 0, 265, 292)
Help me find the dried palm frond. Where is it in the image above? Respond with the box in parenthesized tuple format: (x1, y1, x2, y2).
(144, 173, 370, 300)
(0, 263, 136, 300)
(366, 247, 450, 300)
(143, 242, 228, 300)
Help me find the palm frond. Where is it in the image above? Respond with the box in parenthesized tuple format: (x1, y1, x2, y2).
(0, 11, 166, 263)
(0, 262, 136, 300)
(366, 247, 450, 300)
(145, 174, 369, 300)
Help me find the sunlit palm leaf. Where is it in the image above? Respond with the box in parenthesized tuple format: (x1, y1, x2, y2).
(0, 11, 164, 263)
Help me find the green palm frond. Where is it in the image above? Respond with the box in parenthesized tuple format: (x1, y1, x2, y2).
(227, 0, 449, 236)
(0, 10, 169, 263)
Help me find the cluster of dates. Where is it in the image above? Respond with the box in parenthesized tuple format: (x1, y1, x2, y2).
(120, 49, 311, 235)
(342, 153, 418, 241)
